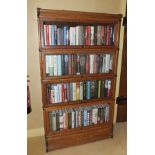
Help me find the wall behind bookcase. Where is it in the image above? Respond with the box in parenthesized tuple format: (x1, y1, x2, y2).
(27, 0, 126, 131)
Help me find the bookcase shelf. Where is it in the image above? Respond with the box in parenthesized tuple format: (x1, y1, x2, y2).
(37, 8, 122, 152)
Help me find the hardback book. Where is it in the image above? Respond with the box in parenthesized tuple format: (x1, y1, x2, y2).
(100, 80, 105, 98)
(101, 26, 105, 45)
(109, 54, 113, 72)
(69, 83, 73, 101)
(86, 81, 91, 100)
(76, 54, 80, 75)
(83, 109, 87, 127)
(57, 55, 62, 76)
(104, 80, 109, 97)
(97, 26, 101, 45)
(71, 109, 75, 128)
(105, 54, 110, 73)
(80, 82, 83, 100)
(85, 54, 90, 74)
(72, 82, 77, 101)
(56, 111, 60, 131)
(80, 54, 86, 74)
(103, 26, 107, 45)
(49, 111, 57, 131)
(107, 80, 111, 97)
(76, 82, 80, 100)
(90, 80, 98, 99)
(106, 26, 110, 46)
(53, 55, 57, 76)
(63, 26, 67, 45)
(90, 26, 94, 45)
(64, 55, 69, 75)
(57, 26, 64, 45)
(109, 25, 114, 45)
(70, 27, 76, 45)
(89, 54, 94, 74)
(59, 111, 64, 130)
(49, 25, 52, 45)
(102, 54, 106, 73)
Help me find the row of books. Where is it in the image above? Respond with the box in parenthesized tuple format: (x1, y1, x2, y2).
(45, 54, 113, 76)
(49, 104, 110, 131)
(44, 25, 114, 46)
(47, 80, 111, 104)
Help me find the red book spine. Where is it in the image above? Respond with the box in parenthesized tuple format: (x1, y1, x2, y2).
(62, 83, 65, 102)
(86, 54, 90, 74)
(46, 25, 50, 45)
(85, 26, 89, 45)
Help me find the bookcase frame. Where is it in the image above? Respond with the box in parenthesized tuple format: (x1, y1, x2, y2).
(37, 8, 122, 152)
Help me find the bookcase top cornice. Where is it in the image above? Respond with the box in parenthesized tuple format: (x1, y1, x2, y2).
(37, 8, 122, 23)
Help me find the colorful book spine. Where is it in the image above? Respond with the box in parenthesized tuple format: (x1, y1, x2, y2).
(57, 55, 62, 76)
(72, 82, 77, 101)
(86, 81, 91, 99)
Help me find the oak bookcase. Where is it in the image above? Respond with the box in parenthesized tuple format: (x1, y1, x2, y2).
(37, 8, 122, 152)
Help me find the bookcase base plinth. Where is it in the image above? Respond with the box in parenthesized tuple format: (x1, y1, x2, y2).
(45, 125, 113, 152)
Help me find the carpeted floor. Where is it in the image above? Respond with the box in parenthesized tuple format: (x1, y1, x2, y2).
(27, 122, 127, 155)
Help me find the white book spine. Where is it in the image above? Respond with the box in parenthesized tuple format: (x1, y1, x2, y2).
(94, 108, 98, 124)
(105, 54, 110, 73)
(80, 82, 83, 100)
(70, 27, 75, 45)
(109, 55, 113, 70)
(90, 26, 94, 45)
(76, 26, 79, 45)
(89, 54, 94, 73)
(53, 55, 57, 76)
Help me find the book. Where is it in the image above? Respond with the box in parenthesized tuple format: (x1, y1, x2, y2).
(86, 81, 91, 100)
(57, 55, 62, 76)
(64, 55, 69, 75)
(97, 26, 101, 45)
(105, 54, 110, 73)
(76, 54, 80, 75)
(80, 82, 83, 100)
(76, 82, 80, 100)
(80, 54, 86, 74)
(90, 80, 98, 99)
(89, 54, 94, 73)
(72, 82, 77, 101)
(70, 27, 76, 45)
(53, 55, 57, 76)
(90, 26, 94, 45)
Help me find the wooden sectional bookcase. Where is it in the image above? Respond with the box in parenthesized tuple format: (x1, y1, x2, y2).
(37, 8, 122, 152)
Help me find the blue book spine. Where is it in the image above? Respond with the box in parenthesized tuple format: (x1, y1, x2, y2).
(84, 109, 87, 126)
(51, 25, 55, 45)
(57, 55, 62, 76)
(63, 26, 67, 45)
(86, 81, 91, 99)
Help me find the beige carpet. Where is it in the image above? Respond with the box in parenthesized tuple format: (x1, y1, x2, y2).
(27, 122, 127, 155)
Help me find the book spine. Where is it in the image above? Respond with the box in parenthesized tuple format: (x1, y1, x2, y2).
(86, 54, 90, 74)
(98, 80, 101, 98)
(64, 84, 67, 102)
(64, 55, 69, 75)
(49, 25, 51, 45)
(78, 110, 81, 127)
(62, 83, 65, 102)
(80, 82, 83, 100)
(51, 25, 55, 45)
(72, 82, 77, 101)
(72, 110, 75, 128)
(107, 80, 111, 97)
(76, 26, 79, 45)
(53, 55, 57, 76)
(76, 82, 80, 100)
(89, 54, 94, 74)
(57, 55, 62, 76)
(90, 26, 94, 45)
(86, 81, 91, 100)
(76, 54, 80, 75)
(63, 26, 67, 45)
(70, 27, 75, 45)
(70, 83, 73, 101)
(59, 111, 64, 130)
(84, 109, 87, 127)
(54, 25, 57, 45)
(44, 25, 47, 45)
(67, 83, 70, 101)
(68, 54, 72, 75)
(105, 54, 110, 73)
